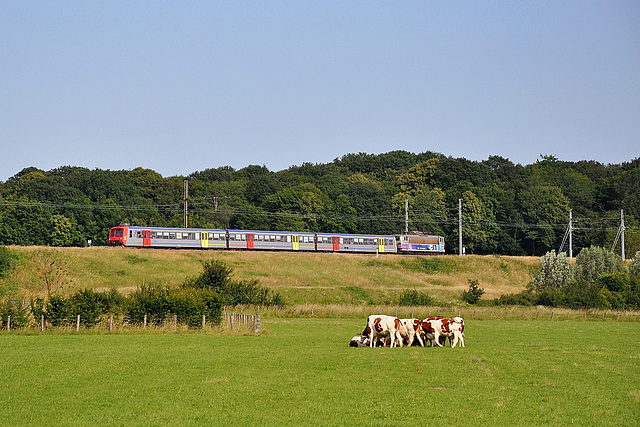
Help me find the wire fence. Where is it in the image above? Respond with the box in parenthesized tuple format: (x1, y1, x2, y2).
(2, 304, 639, 333)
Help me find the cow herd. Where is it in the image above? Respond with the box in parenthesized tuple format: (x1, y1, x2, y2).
(349, 315, 465, 348)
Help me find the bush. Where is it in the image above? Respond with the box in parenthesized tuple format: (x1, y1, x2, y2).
(45, 295, 70, 326)
(185, 259, 283, 306)
(125, 284, 172, 325)
(461, 279, 485, 304)
(494, 291, 536, 307)
(125, 283, 224, 328)
(68, 289, 103, 327)
(398, 289, 433, 306)
(0, 299, 32, 328)
(576, 246, 625, 284)
(168, 288, 223, 327)
(532, 250, 574, 291)
(631, 251, 640, 278)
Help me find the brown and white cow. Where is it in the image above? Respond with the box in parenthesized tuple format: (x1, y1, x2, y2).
(421, 316, 445, 347)
(362, 315, 409, 348)
(399, 318, 425, 347)
(422, 316, 465, 348)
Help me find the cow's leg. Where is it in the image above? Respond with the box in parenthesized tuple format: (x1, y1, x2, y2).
(433, 332, 444, 347)
(415, 332, 425, 347)
(450, 334, 458, 348)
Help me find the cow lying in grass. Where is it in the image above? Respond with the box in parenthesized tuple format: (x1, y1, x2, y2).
(349, 335, 370, 347)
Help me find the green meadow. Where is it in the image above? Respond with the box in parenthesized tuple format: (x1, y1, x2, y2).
(2, 318, 639, 426)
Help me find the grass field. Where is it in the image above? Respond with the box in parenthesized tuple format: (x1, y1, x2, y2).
(2, 246, 539, 305)
(2, 318, 639, 425)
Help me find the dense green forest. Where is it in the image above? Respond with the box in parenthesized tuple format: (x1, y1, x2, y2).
(1, 151, 638, 256)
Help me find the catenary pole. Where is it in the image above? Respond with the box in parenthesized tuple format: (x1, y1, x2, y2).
(184, 179, 188, 228)
(569, 209, 573, 258)
(458, 198, 463, 256)
(405, 199, 409, 234)
(621, 209, 625, 260)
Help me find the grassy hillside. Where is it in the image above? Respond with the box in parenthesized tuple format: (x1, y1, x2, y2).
(1, 246, 539, 305)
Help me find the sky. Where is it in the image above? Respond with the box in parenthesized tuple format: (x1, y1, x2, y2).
(1, 1, 639, 182)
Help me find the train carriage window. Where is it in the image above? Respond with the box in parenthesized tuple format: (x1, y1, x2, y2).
(169, 232, 176, 239)
(176, 233, 182, 240)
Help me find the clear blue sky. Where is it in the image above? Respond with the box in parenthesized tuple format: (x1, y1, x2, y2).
(1, 1, 639, 182)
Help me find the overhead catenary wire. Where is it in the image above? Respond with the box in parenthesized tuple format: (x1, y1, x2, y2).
(0, 199, 636, 234)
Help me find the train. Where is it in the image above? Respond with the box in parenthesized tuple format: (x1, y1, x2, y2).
(108, 224, 445, 254)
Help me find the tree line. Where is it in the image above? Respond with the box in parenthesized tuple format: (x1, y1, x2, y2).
(1, 151, 638, 256)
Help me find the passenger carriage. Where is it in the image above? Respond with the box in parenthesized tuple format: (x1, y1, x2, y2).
(395, 233, 445, 254)
(110, 224, 401, 254)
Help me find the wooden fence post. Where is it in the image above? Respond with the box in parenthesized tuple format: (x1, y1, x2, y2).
(6, 315, 10, 332)
(173, 314, 177, 331)
(41, 314, 45, 332)
(76, 314, 80, 331)
(329, 307, 332, 317)
(254, 315, 261, 334)
(109, 314, 113, 332)
(144, 314, 147, 329)
(202, 314, 206, 329)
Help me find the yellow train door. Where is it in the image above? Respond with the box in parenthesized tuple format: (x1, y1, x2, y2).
(378, 237, 385, 253)
(292, 235, 299, 251)
(200, 232, 209, 248)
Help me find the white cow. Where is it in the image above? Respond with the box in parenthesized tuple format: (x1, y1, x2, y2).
(399, 318, 425, 347)
(362, 314, 408, 348)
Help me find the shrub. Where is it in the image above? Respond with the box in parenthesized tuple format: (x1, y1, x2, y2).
(575, 246, 625, 284)
(631, 251, 640, 278)
(68, 289, 103, 327)
(45, 295, 70, 326)
(0, 299, 32, 328)
(168, 288, 223, 327)
(494, 291, 536, 307)
(125, 283, 224, 327)
(125, 284, 172, 325)
(461, 279, 485, 304)
(398, 289, 433, 306)
(532, 250, 574, 291)
(185, 259, 283, 306)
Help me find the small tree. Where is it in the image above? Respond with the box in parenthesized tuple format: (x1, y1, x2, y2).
(630, 251, 640, 278)
(575, 246, 625, 284)
(461, 279, 485, 304)
(532, 250, 574, 291)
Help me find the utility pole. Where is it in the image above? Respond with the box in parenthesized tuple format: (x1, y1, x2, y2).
(458, 198, 463, 256)
(184, 179, 188, 228)
(569, 209, 573, 258)
(405, 199, 409, 234)
(611, 208, 626, 260)
(621, 209, 625, 260)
